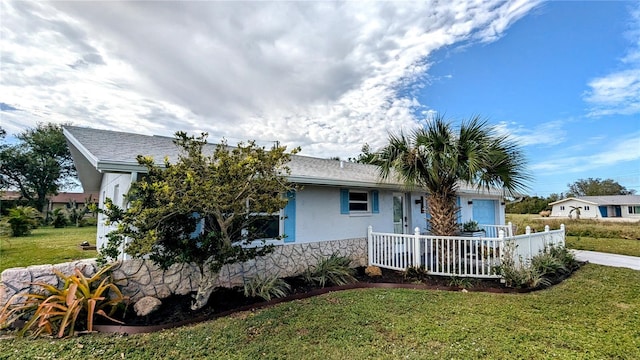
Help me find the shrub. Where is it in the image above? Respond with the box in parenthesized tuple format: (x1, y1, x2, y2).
(243, 274, 291, 301)
(448, 276, 476, 289)
(0, 263, 128, 338)
(51, 208, 68, 228)
(403, 266, 429, 282)
(495, 241, 551, 289)
(3, 206, 41, 237)
(303, 253, 356, 288)
(531, 251, 568, 277)
(548, 245, 580, 271)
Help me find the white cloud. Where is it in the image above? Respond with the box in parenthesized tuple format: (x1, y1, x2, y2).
(494, 120, 567, 147)
(584, 4, 640, 117)
(530, 132, 640, 174)
(0, 0, 541, 158)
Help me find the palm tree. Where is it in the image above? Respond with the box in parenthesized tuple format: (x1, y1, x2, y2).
(373, 116, 530, 236)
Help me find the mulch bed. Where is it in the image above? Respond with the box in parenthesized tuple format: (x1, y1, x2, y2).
(93, 265, 578, 334)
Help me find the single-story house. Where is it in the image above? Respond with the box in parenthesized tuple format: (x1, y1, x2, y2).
(63, 126, 510, 257)
(0, 190, 97, 212)
(549, 195, 640, 220)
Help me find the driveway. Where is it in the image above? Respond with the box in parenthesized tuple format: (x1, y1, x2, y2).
(571, 250, 640, 271)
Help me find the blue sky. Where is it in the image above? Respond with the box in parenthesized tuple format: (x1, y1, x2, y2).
(1, 1, 638, 197)
(420, 1, 640, 196)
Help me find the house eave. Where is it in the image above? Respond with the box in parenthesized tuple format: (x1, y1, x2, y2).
(548, 197, 599, 206)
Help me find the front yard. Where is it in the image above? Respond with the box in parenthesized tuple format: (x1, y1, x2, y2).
(0, 226, 97, 272)
(2, 264, 638, 359)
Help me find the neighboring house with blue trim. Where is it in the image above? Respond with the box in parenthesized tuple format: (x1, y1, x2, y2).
(63, 126, 508, 257)
(549, 195, 640, 220)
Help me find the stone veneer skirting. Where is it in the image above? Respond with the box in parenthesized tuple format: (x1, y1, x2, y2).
(1, 238, 367, 306)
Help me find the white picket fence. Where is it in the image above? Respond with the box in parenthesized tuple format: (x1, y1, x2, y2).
(367, 224, 565, 278)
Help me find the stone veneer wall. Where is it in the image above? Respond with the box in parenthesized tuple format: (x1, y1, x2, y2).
(1, 237, 367, 306)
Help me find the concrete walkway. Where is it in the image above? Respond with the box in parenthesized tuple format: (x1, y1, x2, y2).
(571, 250, 640, 271)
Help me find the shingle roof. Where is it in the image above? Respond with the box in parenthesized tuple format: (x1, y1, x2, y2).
(63, 126, 507, 195)
(549, 195, 640, 206)
(576, 195, 640, 205)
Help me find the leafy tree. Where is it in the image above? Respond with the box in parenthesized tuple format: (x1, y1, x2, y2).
(374, 116, 530, 235)
(547, 193, 564, 203)
(349, 143, 376, 164)
(505, 196, 549, 214)
(566, 178, 635, 197)
(0, 123, 77, 212)
(101, 132, 298, 310)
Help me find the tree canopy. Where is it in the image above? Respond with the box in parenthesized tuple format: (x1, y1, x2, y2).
(373, 116, 530, 235)
(0, 123, 77, 212)
(566, 178, 635, 197)
(101, 132, 299, 309)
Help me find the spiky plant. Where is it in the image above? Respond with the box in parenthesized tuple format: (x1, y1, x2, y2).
(243, 274, 291, 301)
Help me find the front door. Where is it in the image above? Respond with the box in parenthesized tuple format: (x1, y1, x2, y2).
(393, 193, 406, 234)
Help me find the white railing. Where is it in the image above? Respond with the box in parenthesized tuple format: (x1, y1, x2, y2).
(367, 224, 566, 279)
(479, 223, 514, 238)
(508, 225, 565, 267)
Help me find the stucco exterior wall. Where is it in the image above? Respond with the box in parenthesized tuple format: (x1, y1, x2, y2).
(97, 172, 133, 259)
(550, 200, 599, 218)
(1, 238, 367, 306)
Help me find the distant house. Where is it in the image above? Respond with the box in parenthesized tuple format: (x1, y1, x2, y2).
(0, 191, 97, 213)
(549, 195, 640, 220)
(63, 126, 510, 257)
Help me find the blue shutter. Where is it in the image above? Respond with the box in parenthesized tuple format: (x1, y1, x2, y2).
(340, 189, 349, 214)
(371, 190, 379, 214)
(283, 191, 296, 243)
(456, 196, 462, 224)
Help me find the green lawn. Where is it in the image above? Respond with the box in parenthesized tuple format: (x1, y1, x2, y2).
(0, 226, 98, 272)
(1, 264, 638, 359)
(566, 236, 640, 257)
(507, 214, 640, 257)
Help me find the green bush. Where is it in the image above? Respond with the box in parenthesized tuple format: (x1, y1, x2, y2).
(303, 253, 356, 288)
(531, 251, 567, 277)
(3, 206, 41, 237)
(51, 208, 68, 228)
(243, 274, 291, 301)
(495, 242, 550, 289)
(403, 266, 429, 282)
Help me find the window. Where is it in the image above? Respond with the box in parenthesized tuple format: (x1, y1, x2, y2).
(349, 191, 369, 212)
(250, 214, 281, 239)
(560, 206, 565, 211)
(340, 189, 379, 214)
(584, 205, 590, 211)
(629, 206, 640, 214)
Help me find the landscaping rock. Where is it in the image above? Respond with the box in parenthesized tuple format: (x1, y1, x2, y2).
(365, 266, 382, 277)
(134, 296, 162, 317)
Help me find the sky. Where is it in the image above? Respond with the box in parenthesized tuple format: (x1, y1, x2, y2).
(1, 0, 639, 197)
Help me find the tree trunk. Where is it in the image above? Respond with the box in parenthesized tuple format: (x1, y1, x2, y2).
(191, 271, 220, 311)
(427, 192, 459, 236)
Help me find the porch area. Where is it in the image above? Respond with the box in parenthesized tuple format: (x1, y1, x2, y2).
(367, 223, 566, 279)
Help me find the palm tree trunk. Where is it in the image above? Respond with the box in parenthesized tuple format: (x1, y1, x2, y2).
(426, 192, 459, 236)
